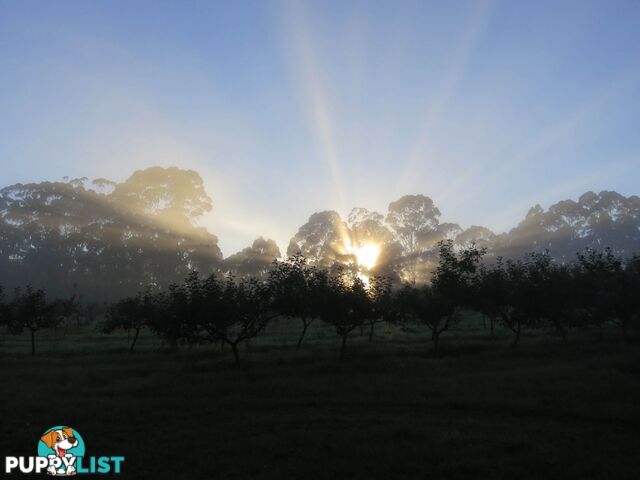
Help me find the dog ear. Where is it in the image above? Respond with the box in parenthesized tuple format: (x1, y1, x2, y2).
(40, 431, 57, 449)
(62, 427, 74, 439)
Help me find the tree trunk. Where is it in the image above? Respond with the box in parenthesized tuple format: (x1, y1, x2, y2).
(30, 329, 36, 357)
(511, 323, 521, 348)
(296, 319, 310, 349)
(368, 321, 375, 342)
(490, 316, 495, 338)
(432, 331, 440, 352)
(129, 327, 140, 353)
(231, 342, 241, 365)
(340, 333, 348, 359)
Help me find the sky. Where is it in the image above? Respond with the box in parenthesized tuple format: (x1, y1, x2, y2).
(1, 0, 639, 256)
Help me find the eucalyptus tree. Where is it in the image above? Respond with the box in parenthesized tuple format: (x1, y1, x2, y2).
(0, 167, 222, 301)
(224, 237, 281, 278)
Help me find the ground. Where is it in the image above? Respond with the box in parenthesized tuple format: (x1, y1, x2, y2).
(1, 318, 639, 479)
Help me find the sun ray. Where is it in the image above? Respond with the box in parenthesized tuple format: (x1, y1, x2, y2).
(279, 0, 347, 213)
(394, 0, 496, 198)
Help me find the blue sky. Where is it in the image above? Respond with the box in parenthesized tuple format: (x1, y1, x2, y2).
(1, 0, 639, 255)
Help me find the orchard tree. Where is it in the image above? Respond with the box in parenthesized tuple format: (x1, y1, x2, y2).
(473, 259, 508, 338)
(318, 269, 370, 358)
(199, 276, 276, 364)
(396, 284, 453, 352)
(8, 286, 57, 356)
(268, 254, 327, 348)
(147, 272, 208, 350)
(366, 275, 395, 342)
(611, 254, 640, 341)
(0, 285, 8, 329)
(104, 289, 158, 352)
(522, 252, 573, 343)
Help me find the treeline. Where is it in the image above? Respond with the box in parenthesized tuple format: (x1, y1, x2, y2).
(0, 242, 638, 361)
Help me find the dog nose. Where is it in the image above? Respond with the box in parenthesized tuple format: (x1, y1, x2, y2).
(68, 436, 77, 444)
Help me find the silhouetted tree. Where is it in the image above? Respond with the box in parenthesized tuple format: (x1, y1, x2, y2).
(397, 283, 452, 352)
(524, 252, 574, 343)
(198, 275, 275, 364)
(8, 286, 57, 356)
(621, 254, 640, 340)
(0, 285, 8, 329)
(472, 257, 530, 346)
(396, 241, 484, 351)
(366, 275, 395, 342)
(268, 254, 327, 348)
(104, 289, 157, 352)
(610, 253, 640, 341)
(318, 269, 370, 358)
(148, 272, 205, 350)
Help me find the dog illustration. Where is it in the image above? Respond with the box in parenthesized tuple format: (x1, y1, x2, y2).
(40, 428, 78, 476)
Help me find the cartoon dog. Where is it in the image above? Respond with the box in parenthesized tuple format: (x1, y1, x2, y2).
(40, 428, 78, 476)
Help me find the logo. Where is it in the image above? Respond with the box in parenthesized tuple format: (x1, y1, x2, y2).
(4, 426, 124, 476)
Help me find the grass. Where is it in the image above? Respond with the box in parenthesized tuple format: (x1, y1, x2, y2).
(0, 319, 639, 479)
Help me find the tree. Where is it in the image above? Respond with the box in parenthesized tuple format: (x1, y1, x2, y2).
(104, 289, 157, 352)
(385, 195, 442, 283)
(287, 211, 352, 267)
(198, 275, 276, 364)
(609, 253, 640, 341)
(8, 286, 57, 356)
(147, 272, 205, 350)
(524, 251, 574, 343)
(50, 288, 80, 332)
(318, 269, 370, 358)
(496, 191, 640, 261)
(501, 259, 531, 347)
(0, 167, 223, 301)
(473, 257, 530, 346)
(0, 285, 8, 328)
(396, 283, 452, 352)
(396, 241, 484, 352)
(268, 254, 326, 348)
(366, 275, 395, 342)
(619, 254, 640, 340)
(224, 237, 281, 278)
(474, 259, 507, 338)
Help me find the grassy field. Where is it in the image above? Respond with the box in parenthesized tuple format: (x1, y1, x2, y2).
(1, 319, 639, 479)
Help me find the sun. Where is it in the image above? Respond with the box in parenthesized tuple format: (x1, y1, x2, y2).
(353, 243, 380, 270)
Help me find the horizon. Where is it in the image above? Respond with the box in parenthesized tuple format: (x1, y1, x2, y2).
(2, 0, 640, 256)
